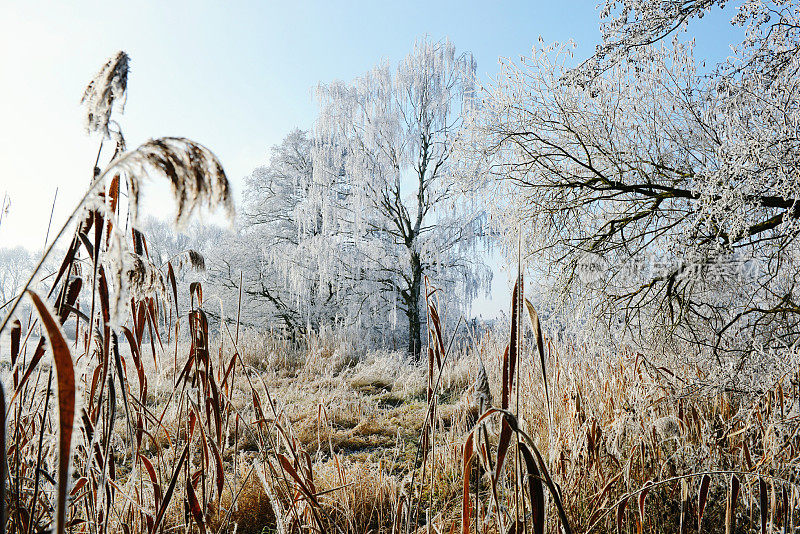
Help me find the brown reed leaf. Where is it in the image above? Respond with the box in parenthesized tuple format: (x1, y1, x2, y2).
(209, 438, 225, 499)
(725, 475, 740, 534)
(138, 454, 162, 511)
(495, 280, 520, 487)
(743, 440, 754, 470)
(483, 408, 573, 534)
(187, 477, 207, 534)
(27, 290, 75, 534)
(461, 432, 475, 534)
(277, 453, 321, 508)
(47, 233, 84, 301)
(495, 392, 513, 483)
(525, 298, 550, 422)
(760, 478, 767, 534)
(616, 497, 629, 534)
(12, 337, 45, 403)
(508, 279, 520, 398)
(121, 327, 145, 398)
(56, 277, 82, 325)
(637, 480, 653, 534)
(190, 281, 204, 308)
(589, 472, 622, 523)
(518, 442, 545, 534)
(698, 473, 710, 532)
(98, 265, 111, 325)
(150, 444, 188, 534)
(167, 262, 179, 314)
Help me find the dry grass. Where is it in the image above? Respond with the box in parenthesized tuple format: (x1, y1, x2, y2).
(5, 265, 800, 533)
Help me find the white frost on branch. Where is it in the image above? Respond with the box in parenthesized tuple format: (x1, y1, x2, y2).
(470, 1, 800, 358)
(217, 39, 491, 352)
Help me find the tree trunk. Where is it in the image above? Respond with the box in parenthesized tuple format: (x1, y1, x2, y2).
(406, 251, 423, 359)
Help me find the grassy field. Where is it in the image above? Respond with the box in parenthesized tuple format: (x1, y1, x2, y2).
(4, 283, 800, 533)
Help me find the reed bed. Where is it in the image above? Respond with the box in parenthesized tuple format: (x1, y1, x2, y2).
(1, 51, 800, 534)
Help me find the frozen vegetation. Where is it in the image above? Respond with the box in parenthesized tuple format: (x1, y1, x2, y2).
(1, 1, 800, 533)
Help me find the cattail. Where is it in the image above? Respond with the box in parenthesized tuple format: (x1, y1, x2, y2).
(110, 136, 235, 228)
(473, 357, 492, 410)
(178, 249, 206, 272)
(81, 51, 129, 138)
(125, 252, 166, 301)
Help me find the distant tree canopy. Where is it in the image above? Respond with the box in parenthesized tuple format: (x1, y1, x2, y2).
(471, 0, 800, 356)
(0, 246, 34, 305)
(214, 39, 490, 356)
(209, 130, 337, 334)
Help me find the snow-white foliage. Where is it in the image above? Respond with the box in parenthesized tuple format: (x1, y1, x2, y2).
(469, 1, 800, 358)
(311, 38, 490, 354)
(138, 216, 219, 271)
(224, 40, 491, 353)
(209, 130, 334, 333)
(0, 246, 34, 304)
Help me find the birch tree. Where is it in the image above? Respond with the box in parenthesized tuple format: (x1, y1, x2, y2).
(311, 38, 490, 357)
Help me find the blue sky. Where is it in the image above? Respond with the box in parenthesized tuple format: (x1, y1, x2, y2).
(0, 0, 743, 316)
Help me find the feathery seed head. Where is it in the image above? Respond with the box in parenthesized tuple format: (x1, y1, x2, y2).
(103, 230, 165, 325)
(125, 252, 166, 301)
(179, 249, 206, 272)
(112, 136, 235, 229)
(81, 51, 130, 138)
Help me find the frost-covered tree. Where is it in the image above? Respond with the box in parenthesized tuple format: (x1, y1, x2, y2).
(136, 216, 220, 267)
(0, 246, 34, 304)
(312, 38, 490, 357)
(208, 129, 348, 334)
(470, 1, 800, 357)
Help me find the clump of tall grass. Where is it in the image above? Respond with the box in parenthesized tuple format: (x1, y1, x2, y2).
(445, 273, 800, 534)
(0, 50, 252, 534)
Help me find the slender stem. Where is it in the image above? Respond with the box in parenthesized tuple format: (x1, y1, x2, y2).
(0, 152, 133, 336)
(27, 369, 52, 534)
(236, 270, 243, 345)
(42, 187, 59, 255)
